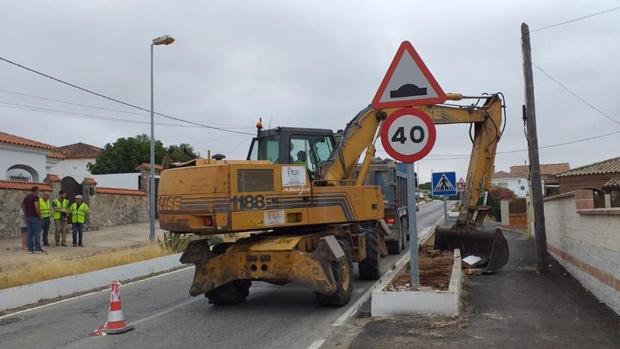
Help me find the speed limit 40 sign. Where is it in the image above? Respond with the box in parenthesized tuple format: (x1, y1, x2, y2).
(380, 108, 436, 163)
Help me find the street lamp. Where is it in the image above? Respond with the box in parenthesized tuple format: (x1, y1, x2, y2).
(149, 34, 175, 241)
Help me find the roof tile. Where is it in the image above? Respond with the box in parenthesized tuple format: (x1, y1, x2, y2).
(493, 171, 515, 179)
(58, 142, 102, 159)
(0, 132, 58, 152)
(0, 180, 53, 191)
(96, 187, 146, 196)
(557, 157, 620, 177)
(510, 163, 570, 178)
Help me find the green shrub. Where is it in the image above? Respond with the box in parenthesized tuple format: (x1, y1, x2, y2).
(157, 231, 192, 253)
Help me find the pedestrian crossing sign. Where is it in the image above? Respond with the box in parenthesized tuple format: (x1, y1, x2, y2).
(432, 172, 457, 196)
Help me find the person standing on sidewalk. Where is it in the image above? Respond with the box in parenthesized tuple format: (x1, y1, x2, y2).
(21, 186, 44, 254)
(52, 191, 69, 246)
(70, 195, 89, 247)
(39, 192, 52, 247)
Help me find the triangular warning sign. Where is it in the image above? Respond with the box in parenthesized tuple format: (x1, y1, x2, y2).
(372, 41, 446, 109)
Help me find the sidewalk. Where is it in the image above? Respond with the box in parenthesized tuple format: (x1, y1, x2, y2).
(335, 224, 620, 348)
(0, 222, 165, 272)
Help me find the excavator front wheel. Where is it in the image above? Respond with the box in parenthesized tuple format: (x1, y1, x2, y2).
(316, 242, 353, 307)
(206, 280, 251, 306)
(358, 227, 380, 280)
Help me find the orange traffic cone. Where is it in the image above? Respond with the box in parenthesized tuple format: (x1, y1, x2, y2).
(91, 280, 134, 336)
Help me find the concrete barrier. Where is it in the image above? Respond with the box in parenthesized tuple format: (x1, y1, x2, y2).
(371, 249, 462, 317)
(0, 253, 183, 312)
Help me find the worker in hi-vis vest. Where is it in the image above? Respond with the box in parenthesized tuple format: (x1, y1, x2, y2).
(69, 195, 90, 247)
(52, 191, 70, 246)
(38, 192, 52, 247)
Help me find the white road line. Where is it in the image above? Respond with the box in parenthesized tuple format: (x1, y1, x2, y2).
(130, 297, 202, 326)
(307, 338, 326, 349)
(0, 266, 194, 320)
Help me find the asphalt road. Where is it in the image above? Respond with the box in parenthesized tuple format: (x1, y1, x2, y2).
(0, 200, 447, 349)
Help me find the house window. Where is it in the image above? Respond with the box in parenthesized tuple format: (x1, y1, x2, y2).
(6, 164, 39, 182)
(521, 186, 526, 191)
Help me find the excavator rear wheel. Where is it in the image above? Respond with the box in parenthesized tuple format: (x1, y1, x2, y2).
(315, 242, 353, 307)
(358, 227, 380, 280)
(206, 280, 251, 306)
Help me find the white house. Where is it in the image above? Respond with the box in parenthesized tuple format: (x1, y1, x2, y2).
(492, 171, 529, 198)
(0, 132, 101, 183)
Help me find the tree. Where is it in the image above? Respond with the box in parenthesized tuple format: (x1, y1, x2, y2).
(419, 181, 432, 190)
(88, 135, 199, 174)
(166, 143, 198, 163)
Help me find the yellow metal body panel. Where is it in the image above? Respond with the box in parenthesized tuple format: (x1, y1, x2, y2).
(158, 162, 383, 235)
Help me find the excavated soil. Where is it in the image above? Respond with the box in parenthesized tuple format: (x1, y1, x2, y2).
(388, 247, 453, 291)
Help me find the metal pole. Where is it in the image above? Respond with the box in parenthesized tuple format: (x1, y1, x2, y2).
(443, 196, 448, 219)
(406, 162, 419, 288)
(521, 23, 548, 272)
(149, 44, 156, 241)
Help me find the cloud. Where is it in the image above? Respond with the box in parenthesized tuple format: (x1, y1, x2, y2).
(1, 0, 618, 182)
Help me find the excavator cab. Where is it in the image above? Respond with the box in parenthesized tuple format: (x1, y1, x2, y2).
(246, 126, 336, 180)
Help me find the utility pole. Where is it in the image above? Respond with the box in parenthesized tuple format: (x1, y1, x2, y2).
(521, 23, 548, 273)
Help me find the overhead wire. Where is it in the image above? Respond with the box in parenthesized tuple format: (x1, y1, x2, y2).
(0, 56, 255, 135)
(533, 63, 620, 126)
(530, 5, 620, 32)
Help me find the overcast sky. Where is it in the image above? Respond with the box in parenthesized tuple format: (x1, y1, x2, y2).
(1, 1, 619, 182)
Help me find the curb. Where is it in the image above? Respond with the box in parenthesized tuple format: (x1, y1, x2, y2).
(0, 253, 182, 312)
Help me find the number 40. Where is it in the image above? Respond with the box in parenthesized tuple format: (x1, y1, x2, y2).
(391, 126, 425, 144)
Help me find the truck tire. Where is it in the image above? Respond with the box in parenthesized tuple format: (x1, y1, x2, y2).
(358, 228, 380, 280)
(386, 240, 400, 255)
(206, 280, 251, 306)
(401, 217, 409, 251)
(315, 242, 353, 307)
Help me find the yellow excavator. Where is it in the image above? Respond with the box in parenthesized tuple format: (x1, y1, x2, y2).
(158, 93, 508, 306)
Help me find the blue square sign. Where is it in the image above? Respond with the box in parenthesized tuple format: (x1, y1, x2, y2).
(432, 172, 457, 196)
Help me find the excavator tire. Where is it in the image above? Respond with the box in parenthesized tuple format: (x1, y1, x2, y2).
(358, 228, 380, 280)
(206, 280, 251, 306)
(206, 242, 251, 306)
(315, 242, 353, 307)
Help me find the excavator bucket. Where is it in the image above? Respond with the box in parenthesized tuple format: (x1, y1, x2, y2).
(434, 225, 509, 273)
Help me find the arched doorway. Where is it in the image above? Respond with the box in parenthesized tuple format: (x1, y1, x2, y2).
(6, 164, 39, 182)
(61, 176, 82, 202)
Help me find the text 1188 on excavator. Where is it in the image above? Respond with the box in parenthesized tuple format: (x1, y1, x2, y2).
(157, 92, 509, 306)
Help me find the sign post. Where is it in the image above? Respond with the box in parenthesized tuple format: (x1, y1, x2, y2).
(432, 171, 457, 220)
(374, 40, 445, 288)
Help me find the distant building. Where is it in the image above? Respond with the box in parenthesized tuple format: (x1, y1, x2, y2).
(556, 157, 620, 195)
(0, 131, 101, 183)
(52, 142, 102, 180)
(510, 163, 570, 197)
(492, 170, 528, 197)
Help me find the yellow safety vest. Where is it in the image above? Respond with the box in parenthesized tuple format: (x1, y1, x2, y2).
(39, 198, 51, 218)
(70, 202, 90, 224)
(53, 198, 69, 220)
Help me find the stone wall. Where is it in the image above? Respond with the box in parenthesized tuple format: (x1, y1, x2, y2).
(0, 181, 53, 239)
(0, 178, 147, 239)
(544, 190, 620, 315)
(87, 188, 148, 230)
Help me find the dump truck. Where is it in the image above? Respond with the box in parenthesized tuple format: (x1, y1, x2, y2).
(158, 93, 509, 307)
(356, 158, 414, 255)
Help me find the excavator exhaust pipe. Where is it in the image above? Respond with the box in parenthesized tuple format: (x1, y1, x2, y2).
(434, 225, 509, 273)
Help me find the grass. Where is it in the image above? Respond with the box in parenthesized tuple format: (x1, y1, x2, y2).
(0, 244, 171, 290)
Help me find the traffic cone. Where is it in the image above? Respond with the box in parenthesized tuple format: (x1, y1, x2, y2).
(93, 280, 134, 335)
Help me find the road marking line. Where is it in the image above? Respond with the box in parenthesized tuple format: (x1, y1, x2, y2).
(307, 338, 326, 349)
(130, 297, 202, 326)
(0, 266, 194, 320)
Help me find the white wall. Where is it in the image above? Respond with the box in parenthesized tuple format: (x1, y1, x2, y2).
(545, 194, 620, 315)
(0, 144, 48, 183)
(492, 177, 529, 197)
(92, 173, 141, 189)
(50, 158, 94, 181)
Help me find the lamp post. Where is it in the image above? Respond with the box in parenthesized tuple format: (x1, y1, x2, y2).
(149, 34, 175, 241)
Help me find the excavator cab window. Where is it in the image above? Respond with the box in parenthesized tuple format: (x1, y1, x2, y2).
(248, 136, 280, 163)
